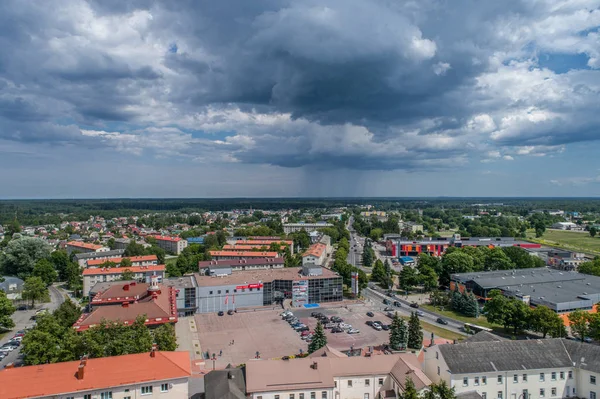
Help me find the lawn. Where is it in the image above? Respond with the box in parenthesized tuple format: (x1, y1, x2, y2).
(165, 256, 178, 267)
(421, 304, 499, 329)
(526, 229, 600, 256)
(399, 314, 465, 341)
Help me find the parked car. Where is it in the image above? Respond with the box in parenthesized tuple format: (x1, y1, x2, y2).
(386, 312, 395, 318)
(584, 337, 593, 343)
(301, 330, 312, 337)
(295, 325, 309, 332)
(331, 316, 343, 323)
(16, 305, 27, 311)
(339, 323, 352, 329)
(217, 311, 224, 316)
(383, 299, 390, 305)
(372, 324, 383, 331)
(347, 328, 360, 334)
(409, 302, 419, 308)
(436, 318, 448, 325)
(384, 306, 394, 311)
(227, 309, 234, 315)
(381, 324, 390, 331)
(311, 312, 320, 317)
(366, 311, 374, 317)
(325, 323, 337, 329)
(366, 320, 374, 326)
(393, 301, 402, 307)
(331, 327, 343, 333)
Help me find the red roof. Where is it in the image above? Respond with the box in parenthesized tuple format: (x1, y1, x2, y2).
(82, 265, 165, 276)
(236, 239, 293, 246)
(209, 250, 279, 258)
(0, 351, 190, 399)
(86, 255, 158, 267)
(66, 241, 103, 250)
(303, 243, 327, 258)
(151, 235, 182, 242)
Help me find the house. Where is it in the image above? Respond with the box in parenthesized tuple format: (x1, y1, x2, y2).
(65, 241, 110, 255)
(82, 263, 165, 296)
(302, 243, 328, 267)
(0, 348, 191, 399)
(205, 366, 247, 399)
(423, 332, 600, 399)
(245, 352, 431, 399)
(74, 249, 126, 268)
(283, 222, 333, 234)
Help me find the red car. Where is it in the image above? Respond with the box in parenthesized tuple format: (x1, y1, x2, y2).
(301, 330, 312, 337)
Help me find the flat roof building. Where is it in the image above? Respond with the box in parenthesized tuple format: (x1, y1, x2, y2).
(283, 222, 333, 234)
(198, 257, 285, 275)
(209, 250, 279, 260)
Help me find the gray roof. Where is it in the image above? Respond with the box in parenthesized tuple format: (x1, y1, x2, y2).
(74, 249, 125, 260)
(204, 367, 246, 399)
(0, 276, 24, 292)
(439, 339, 572, 373)
(163, 275, 198, 289)
(563, 339, 600, 372)
(457, 391, 483, 399)
(198, 258, 285, 268)
(462, 331, 506, 344)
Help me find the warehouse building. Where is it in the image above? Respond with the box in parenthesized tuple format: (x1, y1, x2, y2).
(193, 266, 343, 313)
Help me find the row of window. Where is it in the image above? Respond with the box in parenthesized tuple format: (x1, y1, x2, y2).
(258, 392, 328, 399)
(208, 288, 260, 295)
(65, 383, 170, 399)
(462, 372, 573, 387)
(335, 378, 384, 388)
(482, 387, 558, 399)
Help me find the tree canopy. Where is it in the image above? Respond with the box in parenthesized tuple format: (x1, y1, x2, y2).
(0, 237, 51, 279)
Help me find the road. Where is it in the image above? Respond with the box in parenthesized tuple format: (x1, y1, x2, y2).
(347, 217, 367, 270)
(0, 285, 65, 367)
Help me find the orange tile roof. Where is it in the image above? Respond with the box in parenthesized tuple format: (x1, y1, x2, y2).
(222, 244, 279, 250)
(209, 250, 279, 258)
(82, 265, 165, 276)
(236, 239, 293, 246)
(0, 351, 191, 399)
(151, 235, 183, 242)
(303, 243, 327, 258)
(66, 241, 103, 250)
(87, 255, 158, 267)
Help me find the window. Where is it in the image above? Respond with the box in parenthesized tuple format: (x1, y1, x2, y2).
(437, 367, 440, 376)
(364, 395, 370, 399)
(311, 393, 316, 399)
(322, 392, 327, 399)
(275, 396, 280, 399)
(482, 394, 487, 399)
(592, 392, 597, 399)
(560, 372, 565, 380)
(540, 373, 545, 382)
(84, 395, 92, 399)
(365, 379, 370, 386)
(475, 377, 480, 386)
(482, 376, 487, 385)
(497, 391, 503, 399)
(257, 397, 263, 399)
(217, 290, 221, 294)
(514, 375, 518, 383)
(141, 386, 153, 395)
(100, 393, 113, 399)
(379, 378, 384, 386)
(569, 371, 573, 379)
(161, 383, 169, 392)
(436, 352, 439, 359)
(593, 376, 597, 385)
(498, 375, 503, 384)
(463, 377, 469, 387)
(226, 289, 229, 293)
(209, 291, 213, 295)
(234, 289, 237, 293)
(348, 380, 353, 387)
(551, 372, 557, 381)
(66, 397, 74, 399)
(551, 388, 557, 397)
(290, 394, 295, 399)
(334, 381, 337, 388)
(523, 374, 527, 382)
(540, 389, 545, 398)
(300, 394, 305, 399)
(124, 397, 131, 399)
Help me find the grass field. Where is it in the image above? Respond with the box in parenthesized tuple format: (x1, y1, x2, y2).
(526, 229, 600, 256)
(399, 314, 465, 341)
(421, 304, 499, 329)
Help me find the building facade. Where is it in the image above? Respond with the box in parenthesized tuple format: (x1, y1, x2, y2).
(65, 241, 110, 255)
(302, 243, 328, 267)
(82, 264, 165, 296)
(149, 235, 188, 255)
(198, 258, 285, 275)
(209, 250, 280, 260)
(74, 249, 125, 267)
(283, 222, 333, 234)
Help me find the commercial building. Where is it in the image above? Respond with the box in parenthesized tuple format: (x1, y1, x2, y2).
(450, 268, 600, 324)
(245, 352, 431, 399)
(73, 277, 177, 331)
(302, 242, 328, 267)
(198, 258, 285, 275)
(194, 266, 343, 312)
(149, 235, 188, 255)
(86, 254, 158, 268)
(65, 240, 109, 255)
(283, 222, 333, 234)
(424, 332, 600, 399)
(387, 235, 540, 258)
(209, 250, 279, 260)
(546, 249, 587, 271)
(0, 348, 191, 399)
(82, 264, 165, 296)
(551, 222, 579, 230)
(74, 249, 125, 267)
(163, 275, 199, 317)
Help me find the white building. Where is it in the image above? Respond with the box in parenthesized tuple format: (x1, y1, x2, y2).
(149, 235, 188, 254)
(82, 264, 166, 296)
(302, 243, 328, 267)
(245, 349, 431, 399)
(551, 222, 579, 230)
(283, 222, 333, 234)
(424, 332, 600, 399)
(65, 241, 110, 255)
(0, 349, 191, 399)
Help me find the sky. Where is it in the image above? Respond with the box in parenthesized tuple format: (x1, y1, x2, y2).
(1, 0, 600, 198)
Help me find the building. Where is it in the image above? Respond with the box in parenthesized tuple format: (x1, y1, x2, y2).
(303, 243, 328, 267)
(547, 249, 587, 271)
(388, 235, 540, 258)
(360, 211, 387, 218)
(398, 221, 424, 233)
(112, 237, 131, 250)
(0, 348, 191, 399)
(194, 266, 343, 312)
(163, 275, 199, 316)
(74, 249, 125, 267)
(224, 239, 293, 253)
(73, 277, 177, 331)
(65, 241, 109, 255)
(209, 250, 280, 260)
(204, 366, 247, 399)
(82, 264, 166, 296)
(187, 236, 205, 244)
(0, 276, 24, 300)
(450, 268, 600, 324)
(283, 222, 333, 234)
(86, 255, 158, 268)
(198, 258, 285, 275)
(245, 352, 431, 399)
(321, 213, 343, 220)
(551, 222, 579, 230)
(149, 235, 188, 255)
(424, 333, 600, 399)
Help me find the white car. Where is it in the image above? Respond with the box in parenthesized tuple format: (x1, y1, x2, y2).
(339, 323, 352, 329)
(347, 329, 360, 334)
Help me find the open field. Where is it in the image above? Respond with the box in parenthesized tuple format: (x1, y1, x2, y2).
(526, 229, 600, 256)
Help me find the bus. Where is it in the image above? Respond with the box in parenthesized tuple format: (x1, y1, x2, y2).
(463, 323, 492, 335)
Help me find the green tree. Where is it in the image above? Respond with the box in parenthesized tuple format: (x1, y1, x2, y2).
(531, 305, 566, 338)
(121, 269, 135, 280)
(399, 266, 418, 292)
(484, 248, 514, 271)
(308, 322, 328, 353)
(569, 310, 590, 342)
(439, 252, 474, 286)
(22, 276, 49, 308)
(591, 227, 598, 238)
(50, 250, 71, 281)
(407, 312, 423, 349)
(389, 312, 408, 351)
(579, 258, 600, 276)
(371, 260, 388, 286)
(32, 259, 58, 286)
(153, 323, 178, 351)
(120, 258, 133, 268)
(0, 237, 51, 279)
(0, 290, 16, 330)
(399, 377, 419, 399)
(430, 381, 457, 399)
(124, 241, 146, 257)
(461, 292, 479, 318)
(53, 300, 82, 327)
(107, 238, 116, 250)
(362, 246, 374, 267)
(370, 228, 383, 241)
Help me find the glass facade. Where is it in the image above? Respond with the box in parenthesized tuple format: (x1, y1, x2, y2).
(262, 277, 342, 305)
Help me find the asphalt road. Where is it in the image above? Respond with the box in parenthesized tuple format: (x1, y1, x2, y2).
(0, 285, 65, 367)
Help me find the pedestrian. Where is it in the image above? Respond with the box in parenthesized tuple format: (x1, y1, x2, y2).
(232, 339, 235, 345)
(219, 349, 222, 357)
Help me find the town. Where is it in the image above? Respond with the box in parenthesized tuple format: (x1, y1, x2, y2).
(0, 199, 600, 398)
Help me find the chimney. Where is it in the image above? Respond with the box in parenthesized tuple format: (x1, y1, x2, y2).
(76, 356, 87, 380)
(122, 302, 129, 308)
(150, 343, 158, 357)
(123, 284, 130, 291)
(311, 362, 318, 370)
(5, 363, 13, 369)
